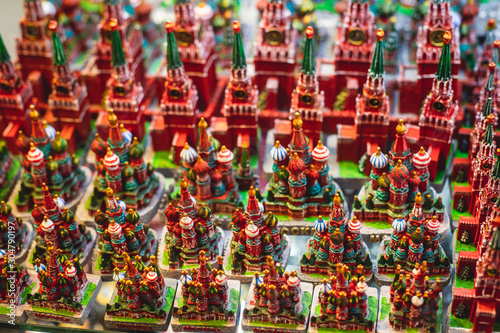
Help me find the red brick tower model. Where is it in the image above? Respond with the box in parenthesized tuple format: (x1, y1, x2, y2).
(253, 0, 297, 110)
(476, 148, 500, 226)
(0, 34, 34, 151)
(88, 0, 144, 104)
(220, 21, 259, 151)
(327, 0, 376, 108)
(103, 18, 145, 140)
(16, 0, 53, 103)
(173, 0, 217, 110)
(289, 26, 324, 146)
(418, 30, 459, 169)
(153, 21, 199, 158)
(47, 21, 90, 152)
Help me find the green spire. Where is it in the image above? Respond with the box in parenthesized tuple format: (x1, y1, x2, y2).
(165, 22, 183, 70)
(436, 31, 452, 81)
(483, 116, 494, 145)
(493, 41, 499, 66)
(486, 63, 497, 93)
(231, 21, 246, 70)
(370, 28, 385, 77)
(49, 21, 66, 66)
(0, 34, 10, 63)
(301, 26, 315, 75)
(492, 149, 500, 180)
(110, 19, 127, 68)
(485, 19, 496, 46)
(482, 98, 493, 118)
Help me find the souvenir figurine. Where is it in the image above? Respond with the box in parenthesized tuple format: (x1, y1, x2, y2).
(104, 252, 177, 331)
(0, 250, 35, 323)
(91, 187, 158, 280)
(25, 242, 102, 325)
(223, 187, 290, 282)
(0, 201, 33, 263)
(376, 261, 443, 332)
(308, 264, 379, 332)
(299, 193, 373, 283)
(170, 250, 241, 333)
(77, 109, 165, 225)
(158, 179, 225, 278)
(242, 261, 313, 333)
(27, 185, 96, 269)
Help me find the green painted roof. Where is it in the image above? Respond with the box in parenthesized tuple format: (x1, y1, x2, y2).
(51, 29, 67, 66)
(492, 150, 500, 180)
(483, 121, 494, 145)
(111, 27, 127, 68)
(436, 33, 452, 81)
(370, 29, 385, 77)
(232, 22, 246, 70)
(489, 226, 500, 250)
(0, 34, 10, 64)
(482, 98, 493, 118)
(166, 25, 183, 70)
(301, 27, 315, 75)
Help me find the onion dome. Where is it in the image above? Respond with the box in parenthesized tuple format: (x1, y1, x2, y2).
(392, 215, 406, 233)
(461, 0, 479, 20)
(103, 147, 120, 169)
(210, 135, 221, 151)
(319, 237, 329, 250)
(64, 266, 77, 278)
(125, 229, 135, 240)
(180, 271, 192, 286)
(48, 157, 59, 172)
(356, 278, 368, 294)
(312, 141, 329, 162)
(408, 171, 421, 188)
(41, 217, 55, 233)
(0, 222, 6, 233)
(52, 132, 68, 154)
(213, 169, 223, 182)
(245, 221, 259, 238)
(253, 273, 263, 287)
(126, 209, 140, 224)
(289, 152, 307, 173)
(215, 272, 228, 286)
(232, 209, 245, 226)
(123, 162, 134, 178)
(314, 216, 327, 233)
(398, 236, 409, 249)
(16, 131, 31, 154)
(94, 210, 107, 226)
(0, 201, 11, 216)
(198, 204, 211, 219)
(261, 232, 272, 244)
(91, 133, 108, 156)
(43, 121, 56, 142)
(187, 168, 197, 181)
(129, 137, 144, 159)
(413, 147, 431, 169)
(164, 203, 179, 221)
(31, 205, 44, 223)
(27, 143, 44, 164)
(277, 165, 289, 181)
(196, 224, 207, 235)
(108, 220, 122, 236)
(270, 140, 287, 162)
(370, 147, 388, 169)
(427, 216, 440, 233)
(377, 172, 390, 189)
(180, 213, 194, 230)
(391, 160, 409, 183)
(217, 145, 234, 164)
(34, 262, 46, 273)
(345, 236, 355, 250)
(113, 269, 125, 282)
(265, 213, 278, 227)
(146, 270, 158, 282)
(194, 156, 210, 174)
(117, 198, 127, 212)
(61, 208, 74, 224)
(320, 281, 331, 294)
(180, 142, 198, 164)
(287, 271, 300, 287)
(309, 165, 319, 180)
(120, 125, 133, 145)
(412, 293, 424, 307)
(412, 228, 424, 244)
(194, 1, 214, 20)
(53, 194, 65, 210)
(330, 228, 344, 245)
(348, 216, 362, 233)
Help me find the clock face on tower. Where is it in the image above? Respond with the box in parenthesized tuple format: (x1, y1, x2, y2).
(482, 161, 493, 171)
(233, 89, 246, 100)
(347, 28, 367, 46)
(175, 29, 194, 47)
(24, 23, 41, 41)
(433, 101, 445, 112)
(430, 29, 445, 47)
(169, 88, 181, 99)
(301, 94, 314, 105)
(265, 29, 284, 46)
(368, 98, 380, 108)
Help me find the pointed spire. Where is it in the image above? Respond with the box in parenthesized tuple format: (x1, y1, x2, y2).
(370, 29, 385, 77)
(232, 21, 246, 70)
(436, 31, 452, 81)
(0, 34, 10, 64)
(483, 114, 495, 145)
(48, 21, 66, 66)
(301, 26, 315, 75)
(485, 62, 496, 92)
(482, 97, 493, 118)
(110, 18, 126, 68)
(165, 21, 183, 70)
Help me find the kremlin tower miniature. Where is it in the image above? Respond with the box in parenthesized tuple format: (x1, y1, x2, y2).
(241, 259, 313, 333)
(104, 252, 177, 331)
(159, 179, 224, 277)
(0, 201, 33, 262)
(224, 187, 290, 282)
(170, 250, 241, 333)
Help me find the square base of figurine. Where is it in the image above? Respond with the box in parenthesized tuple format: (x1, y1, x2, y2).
(7, 166, 92, 223)
(25, 273, 102, 325)
(91, 229, 158, 281)
(376, 286, 443, 333)
(13, 221, 34, 264)
(0, 271, 38, 324)
(373, 237, 451, 287)
(170, 280, 241, 333)
(26, 227, 96, 270)
(307, 284, 378, 333)
(223, 234, 291, 283)
(241, 279, 313, 333)
(104, 277, 178, 331)
(353, 186, 450, 244)
(75, 171, 166, 226)
(297, 240, 374, 284)
(0, 157, 21, 202)
(157, 226, 225, 278)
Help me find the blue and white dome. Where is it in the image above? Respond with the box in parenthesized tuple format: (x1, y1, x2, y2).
(0, 249, 5, 258)
(370, 147, 388, 169)
(117, 199, 127, 212)
(392, 216, 406, 233)
(253, 274, 264, 287)
(270, 141, 287, 162)
(180, 143, 199, 164)
(120, 126, 133, 145)
(54, 195, 65, 210)
(113, 271, 125, 282)
(44, 124, 57, 142)
(314, 217, 327, 233)
(35, 263, 46, 273)
(180, 273, 192, 286)
(320, 282, 331, 294)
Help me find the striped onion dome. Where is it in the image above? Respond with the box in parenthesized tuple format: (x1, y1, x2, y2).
(392, 216, 406, 233)
(194, 157, 210, 174)
(258, 201, 264, 212)
(108, 221, 122, 236)
(391, 160, 409, 183)
(0, 202, 11, 216)
(265, 213, 278, 227)
(320, 282, 331, 294)
(427, 216, 440, 233)
(27, 144, 44, 164)
(120, 125, 133, 145)
(180, 143, 198, 164)
(215, 273, 228, 286)
(330, 229, 344, 245)
(113, 271, 125, 282)
(287, 273, 300, 287)
(370, 147, 388, 169)
(217, 145, 234, 164)
(289, 152, 307, 173)
(117, 199, 127, 212)
(198, 204, 211, 219)
(65, 265, 77, 277)
(312, 141, 330, 162)
(413, 147, 431, 169)
(245, 222, 260, 238)
(194, 1, 214, 21)
(319, 237, 329, 249)
(314, 216, 327, 232)
(180, 273, 192, 286)
(270, 141, 287, 162)
(210, 135, 221, 151)
(103, 148, 120, 169)
(54, 195, 65, 210)
(41, 218, 55, 233)
(276, 263, 285, 275)
(412, 228, 424, 244)
(356, 280, 368, 293)
(146, 270, 158, 282)
(44, 123, 56, 142)
(377, 172, 390, 188)
(348, 216, 362, 233)
(35, 263, 46, 273)
(0, 249, 5, 258)
(180, 214, 194, 230)
(253, 274, 263, 287)
(412, 295, 424, 307)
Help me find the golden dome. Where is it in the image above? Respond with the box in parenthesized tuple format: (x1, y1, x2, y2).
(108, 109, 118, 127)
(396, 119, 406, 135)
(292, 112, 303, 130)
(106, 187, 114, 197)
(29, 105, 39, 121)
(198, 117, 208, 130)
